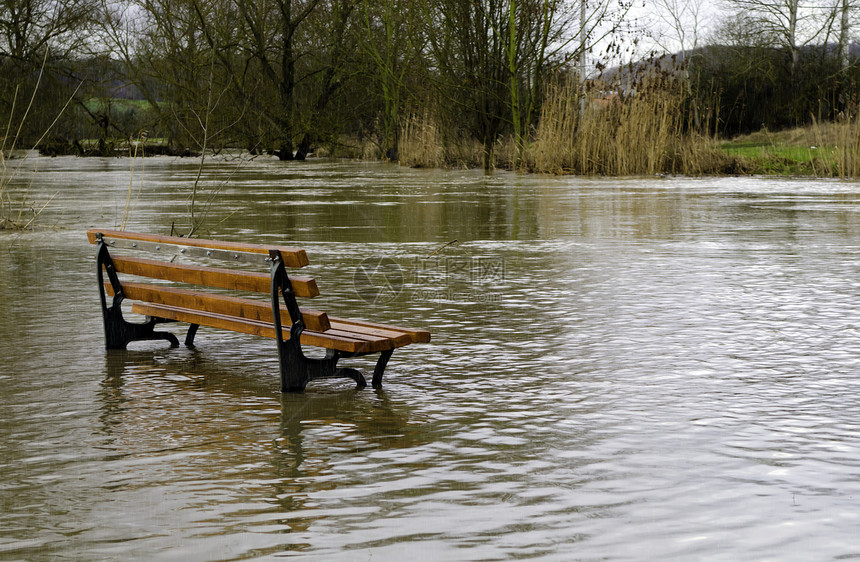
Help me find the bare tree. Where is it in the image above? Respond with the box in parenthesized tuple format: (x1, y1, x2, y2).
(1, 0, 98, 143)
(834, 0, 860, 71)
(0, 0, 96, 62)
(721, 0, 836, 77)
(651, 0, 706, 55)
(357, 0, 419, 159)
(421, 0, 630, 169)
(98, 0, 229, 152)
(648, 0, 708, 129)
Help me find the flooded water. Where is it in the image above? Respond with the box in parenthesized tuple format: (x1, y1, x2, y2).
(2, 155, 860, 560)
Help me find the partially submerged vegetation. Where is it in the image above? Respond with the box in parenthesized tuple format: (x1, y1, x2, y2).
(1, 145, 56, 230)
(2, 58, 69, 230)
(396, 74, 714, 174)
(399, 70, 860, 178)
(5, 0, 860, 177)
(400, 72, 740, 176)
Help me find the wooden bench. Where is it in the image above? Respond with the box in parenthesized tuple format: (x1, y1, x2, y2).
(88, 229, 430, 391)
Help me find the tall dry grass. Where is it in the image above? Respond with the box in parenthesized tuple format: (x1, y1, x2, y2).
(398, 74, 731, 175)
(526, 75, 726, 176)
(398, 110, 446, 168)
(1, 84, 46, 231)
(810, 113, 860, 178)
(398, 109, 485, 168)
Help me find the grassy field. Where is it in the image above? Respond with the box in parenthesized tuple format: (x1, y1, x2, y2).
(82, 98, 155, 112)
(719, 142, 829, 175)
(718, 123, 856, 177)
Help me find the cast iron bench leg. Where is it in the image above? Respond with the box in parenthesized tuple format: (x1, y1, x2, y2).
(334, 367, 368, 389)
(372, 349, 394, 389)
(97, 239, 179, 349)
(277, 326, 368, 392)
(103, 303, 180, 349)
(185, 324, 200, 347)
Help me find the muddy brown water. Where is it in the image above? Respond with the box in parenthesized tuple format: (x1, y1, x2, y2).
(1, 156, 859, 559)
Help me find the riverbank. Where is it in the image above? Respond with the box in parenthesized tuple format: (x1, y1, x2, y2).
(395, 83, 860, 178)
(717, 122, 860, 177)
(395, 120, 860, 178)
(9, 121, 860, 180)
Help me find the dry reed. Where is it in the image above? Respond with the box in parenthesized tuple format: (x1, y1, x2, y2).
(398, 73, 730, 175)
(526, 75, 724, 176)
(398, 110, 446, 168)
(399, 109, 486, 169)
(810, 113, 860, 178)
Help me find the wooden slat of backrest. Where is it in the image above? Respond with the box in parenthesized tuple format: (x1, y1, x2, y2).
(130, 303, 394, 353)
(87, 229, 309, 268)
(110, 256, 319, 298)
(109, 282, 331, 332)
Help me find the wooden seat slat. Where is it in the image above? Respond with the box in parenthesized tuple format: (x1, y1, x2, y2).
(109, 282, 331, 332)
(327, 321, 415, 347)
(87, 229, 309, 268)
(111, 256, 319, 298)
(328, 317, 431, 344)
(321, 327, 408, 348)
(131, 303, 395, 354)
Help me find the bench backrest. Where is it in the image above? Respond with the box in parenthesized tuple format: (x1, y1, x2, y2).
(87, 229, 330, 332)
(87, 229, 310, 267)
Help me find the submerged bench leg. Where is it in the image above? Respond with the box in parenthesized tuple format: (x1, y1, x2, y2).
(184, 324, 200, 347)
(278, 347, 367, 391)
(371, 350, 394, 389)
(335, 367, 368, 389)
(96, 239, 179, 350)
(277, 327, 368, 392)
(102, 303, 179, 350)
(270, 252, 367, 392)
